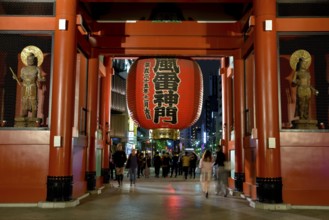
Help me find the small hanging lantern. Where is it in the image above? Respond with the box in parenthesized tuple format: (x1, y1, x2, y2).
(126, 57, 203, 139)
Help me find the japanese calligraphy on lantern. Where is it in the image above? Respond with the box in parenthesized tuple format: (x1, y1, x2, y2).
(127, 57, 203, 131)
(152, 58, 180, 124)
(143, 62, 151, 119)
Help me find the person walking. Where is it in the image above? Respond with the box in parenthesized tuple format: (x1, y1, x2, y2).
(112, 143, 127, 187)
(126, 149, 138, 186)
(181, 151, 190, 180)
(109, 156, 116, 181)
(153, 152, 162, 178)
(137, 150, 143, 178)
(214, 145, 228, 197)
(170, 152, 179, 178)
(161, 152, 171, 178)
(178, 153, 183, 176)
(144, 153, 151, 178)
(189, 151, 198, 179)
(199, 149, 213, 198)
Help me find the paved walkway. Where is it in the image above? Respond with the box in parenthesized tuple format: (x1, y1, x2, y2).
(1, 174, 329, 220)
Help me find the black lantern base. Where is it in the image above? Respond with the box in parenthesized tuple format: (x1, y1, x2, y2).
(85, 171, 96, 191)
(256, 177, 283, 203)
(102, 168, 110, 184)
(46, 176, 73, 202)
(235, 172, 245, 192)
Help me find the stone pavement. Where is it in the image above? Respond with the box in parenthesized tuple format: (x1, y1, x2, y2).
(1, 173, 329, 220)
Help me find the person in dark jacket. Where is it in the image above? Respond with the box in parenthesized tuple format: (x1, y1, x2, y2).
(161, 152, 171, 178)
(170, 152, 179, 178)
(126, 149, 138, 186)
(144, 153, 152, 178)
(112, 143, 127, 187)
(214, 145, 228, 196)
(189, 152, 198, 179)
(137, 151, 145, 178)
(109, 156, 116, 180)
(153, 152, 162, 178)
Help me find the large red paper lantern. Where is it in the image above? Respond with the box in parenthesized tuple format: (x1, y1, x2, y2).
(126, 57, 203, 139)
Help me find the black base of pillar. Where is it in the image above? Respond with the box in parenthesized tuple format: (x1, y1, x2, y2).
(235, 172, 245, 192)
(46, 176, 73, 202)
(102, 168, 110, 184)
(85, 171, 96, 191)
(256, 177, 282, 203)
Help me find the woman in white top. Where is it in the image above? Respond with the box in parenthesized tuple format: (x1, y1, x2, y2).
(199, 149, 213, 198)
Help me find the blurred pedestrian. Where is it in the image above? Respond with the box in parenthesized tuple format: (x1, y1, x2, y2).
(214, 145, 228, 197)
(181, 151, 190, 180)
(161, 152, 171, 178)
(153, 152, 162, 178)
(170, 152, 179, 178)
(144, 153, 151, 178)
(199, 149, 213, 198)
(126, 149, 138, 186)
(137, 150, 144, 178)
(109, 156, 116, 180)
(178, 153, 183, 175)
(112, 143, 127, 187)
(189, 151, 198, 179)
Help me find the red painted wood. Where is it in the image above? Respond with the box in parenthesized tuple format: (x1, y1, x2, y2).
(72, 139, 88, 198)
(48, 0, 77, 176)
(281, 132, 329, 205)
(0, 131, 49, 202)
(277, 18, 329, 32)
(95, 22, 241, 36)
(0, 16, 55, 31)
(221, 64, 229, 154)
(234, 58, 244, 172)
(254, 0, 281, 177)
(86, 58, 99, 172)
(101, 58, 113, 169)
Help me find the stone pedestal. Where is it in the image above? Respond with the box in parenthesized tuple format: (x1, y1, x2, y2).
(14, 117, 27, 127)
(292, 119, 318, 129)
(15, 117, 42, 127)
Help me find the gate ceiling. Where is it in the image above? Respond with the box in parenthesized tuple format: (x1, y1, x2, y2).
(77, 0, 252, 58)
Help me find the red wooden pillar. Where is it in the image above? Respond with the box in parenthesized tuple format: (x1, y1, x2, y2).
(254, 0, 282, 203)
(221, 61, 228, 153)
(47, 0, 77, 201)
(85, 57, 99, 190)
(100, 57, 113, 184)
(233, 58, 245, 192)
(221, 57, 233, 156)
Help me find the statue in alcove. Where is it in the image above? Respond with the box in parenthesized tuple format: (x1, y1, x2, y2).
(290, 49, 319, 129)
(12, 45, 45, 127)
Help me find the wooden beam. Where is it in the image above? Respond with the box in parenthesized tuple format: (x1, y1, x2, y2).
(236, 7, 253, 33)
(77, 30, 92, 58)
(94, 48, 240, 57)
(90, 35, 243, 50)
(0, 16, 56, 31)
(277, 18, 329, 32)
(81, 0, 250, 3)
(99, 59, 106, 77)
(241, 30, 254, 59)
(93, 21, 242, 36)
